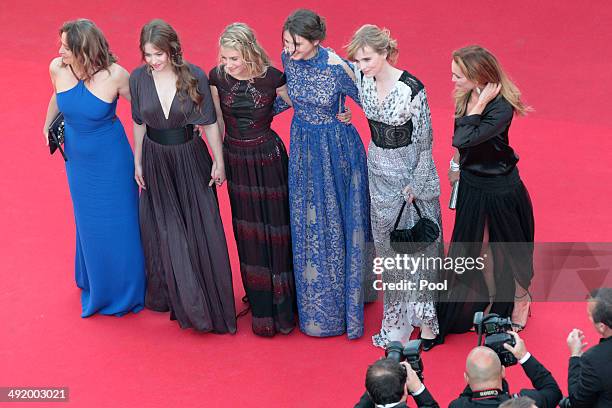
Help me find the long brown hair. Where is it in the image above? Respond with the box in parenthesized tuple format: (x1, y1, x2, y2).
(452, 45, 531, 117)
(218, 23, 271, 80)
(139, 19, 202, 106)
(59, 19, 116, 82)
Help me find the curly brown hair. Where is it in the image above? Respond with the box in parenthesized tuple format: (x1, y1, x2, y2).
(59, 19, 117, 83)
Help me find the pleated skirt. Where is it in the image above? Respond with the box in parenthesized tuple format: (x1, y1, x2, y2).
(140, 135, 237, 333)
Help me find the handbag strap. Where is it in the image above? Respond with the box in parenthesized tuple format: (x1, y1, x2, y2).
(393, 200, 423, 230)
(57, 143, 68, 162)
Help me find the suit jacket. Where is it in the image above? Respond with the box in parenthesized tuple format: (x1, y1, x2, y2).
(568, 336, 612, 408)
(354, 387, 439, 408)
(449, 354, 562, 408)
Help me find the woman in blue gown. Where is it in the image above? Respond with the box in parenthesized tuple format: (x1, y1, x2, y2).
(43, 19, 145, 317)
(281, 9, 371, 339)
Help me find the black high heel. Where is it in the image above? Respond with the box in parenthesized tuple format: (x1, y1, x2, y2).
(419, 336, 441, 351)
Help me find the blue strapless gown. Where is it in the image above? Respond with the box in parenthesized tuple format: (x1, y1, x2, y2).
(56, 80, 145, 317)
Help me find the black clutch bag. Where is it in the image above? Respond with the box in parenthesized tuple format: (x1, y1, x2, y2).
(390, 200, 440, 254)
(48, 112, 67, 161)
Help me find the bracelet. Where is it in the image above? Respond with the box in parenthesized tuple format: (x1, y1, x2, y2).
(449, 159, 460, 172)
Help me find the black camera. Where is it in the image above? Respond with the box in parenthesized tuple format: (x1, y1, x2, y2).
(473, 312, 517, 367)
(385, 340, 424, 381)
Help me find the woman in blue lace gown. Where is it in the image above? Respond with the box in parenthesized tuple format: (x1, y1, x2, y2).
(43, 19, 145, 317)
(281, 9, 371, 339)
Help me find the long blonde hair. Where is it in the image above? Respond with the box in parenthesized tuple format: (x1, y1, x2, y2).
(218, 23, 270, 79)
(59, 19, 116, 82)
(453, 45, 531, 117)
(345, 24, 399, 64)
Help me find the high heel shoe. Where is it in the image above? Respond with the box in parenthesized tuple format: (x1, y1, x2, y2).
(419, 336, 441, 351)
(511, 292, 531, 332)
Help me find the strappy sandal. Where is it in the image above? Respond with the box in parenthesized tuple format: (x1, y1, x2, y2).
(511, 291, 531, 332)
(236, 295, 251, 319)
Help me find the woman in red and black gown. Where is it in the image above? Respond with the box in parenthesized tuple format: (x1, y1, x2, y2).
(209, 23, 296, 336)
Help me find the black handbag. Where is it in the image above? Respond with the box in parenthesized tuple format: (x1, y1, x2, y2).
(48, 112, 67, 161)
(390, 200, 440, 254)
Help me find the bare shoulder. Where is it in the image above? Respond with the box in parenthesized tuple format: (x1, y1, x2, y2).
(49, 57, 63, 75)
(109, 63, 129, 80)
(327, 50, 355, 80)
(108, 63, 130, 90)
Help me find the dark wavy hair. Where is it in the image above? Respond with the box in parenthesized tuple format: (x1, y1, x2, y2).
(282, 9, 326, 52)
(139, 19, 202, 106)
(59, 19, 116, 82)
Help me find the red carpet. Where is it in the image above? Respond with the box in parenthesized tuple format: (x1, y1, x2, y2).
(1, 1, 611, 406)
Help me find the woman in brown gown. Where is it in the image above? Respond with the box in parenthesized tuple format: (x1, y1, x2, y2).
(208, 23, 295, 336)
(130, 19, 236, 333)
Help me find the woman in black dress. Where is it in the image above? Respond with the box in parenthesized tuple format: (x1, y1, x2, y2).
(437, 45, 534, 343)
(130, 19, 236, 333)
(208, 23, 295, 336)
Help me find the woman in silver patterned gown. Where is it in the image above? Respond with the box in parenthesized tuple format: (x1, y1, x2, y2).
(347, 25, 443, 349)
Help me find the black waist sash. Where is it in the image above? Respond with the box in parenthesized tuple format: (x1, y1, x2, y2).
(368, 119, 413, 149)
(146, 124, 194, 145)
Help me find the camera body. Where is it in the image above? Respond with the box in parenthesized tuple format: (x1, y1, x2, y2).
(473, 312, 517, 367)
(385, 340, 424, 381)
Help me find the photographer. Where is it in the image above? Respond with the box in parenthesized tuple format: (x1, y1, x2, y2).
(354, 359, 439, 408)
(449, 331, 562, 407)
(566, 288, 612, 407)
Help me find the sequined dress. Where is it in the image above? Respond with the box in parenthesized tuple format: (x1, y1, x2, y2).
(208, 66, 295, 336)
(282, 47, 371, 339)
(354, 69, 443, 348)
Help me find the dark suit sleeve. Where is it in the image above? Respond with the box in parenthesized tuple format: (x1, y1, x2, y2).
(452, 97, 513, 148)
(353, 391, 374, 408)
(353, 388, 439, 408)
(447, 398, 462, 408)
(568, 354, 603, 408)
(518, 355, 562, 408)
(412, 387, 440, 408)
